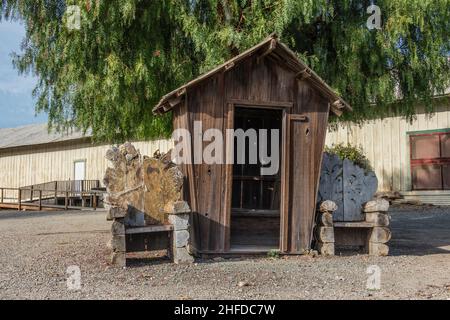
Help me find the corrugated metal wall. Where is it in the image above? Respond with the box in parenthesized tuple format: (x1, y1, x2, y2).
(326, 102, 450, 192)
(0, 139, 173, 188)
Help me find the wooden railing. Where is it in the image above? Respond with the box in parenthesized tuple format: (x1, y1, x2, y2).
(0, 188, 43, 211)
(0, 180, 104, 211)
(20, 180, 100, 193)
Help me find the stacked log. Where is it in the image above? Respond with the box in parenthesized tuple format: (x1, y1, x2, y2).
(110, 218, 126, 267)
(314, 200, 337, 256)
(363, 199, 391, 256)
(166, 201, 194, 264)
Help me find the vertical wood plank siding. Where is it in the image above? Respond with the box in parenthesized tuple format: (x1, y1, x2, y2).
(176, 55, 331, 254)
(325, 103, 450, 192)
(0, 139, 173, 188)
(287, 81, 330, 253)
(187, 73, 225, 253)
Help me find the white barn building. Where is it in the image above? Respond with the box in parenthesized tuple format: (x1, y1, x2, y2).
(1, 97, 449, 205)
(326, 99, 450, 205)
(0, 124, 171, 189)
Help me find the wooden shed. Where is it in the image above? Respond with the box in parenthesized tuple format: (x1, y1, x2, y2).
(154, 34, 351, 256)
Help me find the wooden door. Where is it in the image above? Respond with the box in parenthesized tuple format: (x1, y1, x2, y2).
(282, 80, 331, 254)
(73, 160, 86, 192)
(283, 114, 315, 253)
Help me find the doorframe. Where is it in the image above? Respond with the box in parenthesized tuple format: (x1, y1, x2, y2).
(73, 159, 87, 181)
(224, 100, 292, 252)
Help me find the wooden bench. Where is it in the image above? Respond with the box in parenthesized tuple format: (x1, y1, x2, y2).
(125, 224, 174, 255)
(110, 201, 194, 267)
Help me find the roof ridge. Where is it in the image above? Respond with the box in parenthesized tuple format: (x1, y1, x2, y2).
(153, 35, 351, 115)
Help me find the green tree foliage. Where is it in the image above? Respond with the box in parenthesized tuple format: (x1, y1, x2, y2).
(1, 0, 449, 141)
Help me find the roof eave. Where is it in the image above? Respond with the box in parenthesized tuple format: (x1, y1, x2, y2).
(153, 34, 351, 116)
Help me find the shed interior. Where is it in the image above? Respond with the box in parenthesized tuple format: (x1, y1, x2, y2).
(230, 107, 282, 251)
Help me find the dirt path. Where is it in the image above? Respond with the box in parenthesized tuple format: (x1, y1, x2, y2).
(0, 206, 449, 300)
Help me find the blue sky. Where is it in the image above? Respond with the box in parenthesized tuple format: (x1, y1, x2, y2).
(0, 20, 47, 128)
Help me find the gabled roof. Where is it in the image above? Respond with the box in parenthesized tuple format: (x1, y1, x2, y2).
(153, 34, 351, 116)
(0, 123, 91, 150)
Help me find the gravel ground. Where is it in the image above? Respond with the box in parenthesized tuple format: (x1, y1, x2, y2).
(0, 205, 449, 300)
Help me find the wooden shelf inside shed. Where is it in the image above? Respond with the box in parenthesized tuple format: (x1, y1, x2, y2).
(231, 209, 280, 218)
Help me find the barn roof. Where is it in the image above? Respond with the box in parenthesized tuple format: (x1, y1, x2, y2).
(0, 123, 91, 150)
(153, 33, 352, 116)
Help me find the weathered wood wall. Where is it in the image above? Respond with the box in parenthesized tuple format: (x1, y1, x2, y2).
(187, 73, 226, 253)
(0, 139, 172, 188)
(176, 55, 330, 254)
(325, 102, 450, 193)
(286, 80, 329, 253)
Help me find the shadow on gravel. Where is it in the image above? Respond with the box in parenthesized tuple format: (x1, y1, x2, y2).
(389, 207, 450, 256)
(125, 256, 172, 268)
(0, 209, 104, 220)
(124, 250, 173, 268)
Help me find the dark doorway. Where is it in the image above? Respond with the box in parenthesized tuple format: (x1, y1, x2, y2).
(230, 107, 283, 251)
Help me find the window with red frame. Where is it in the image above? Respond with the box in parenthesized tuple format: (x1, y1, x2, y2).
(410, 130, 450, 190)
